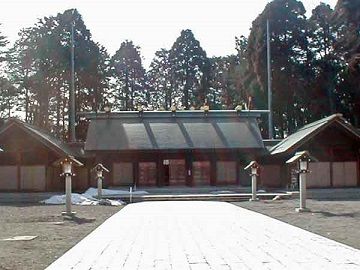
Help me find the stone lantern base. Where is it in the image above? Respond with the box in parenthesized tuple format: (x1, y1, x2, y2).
(62, 211, 77, 218)
(295, 207, 310, 213)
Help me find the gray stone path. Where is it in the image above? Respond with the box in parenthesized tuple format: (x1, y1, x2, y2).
(47, 201, 360, 269)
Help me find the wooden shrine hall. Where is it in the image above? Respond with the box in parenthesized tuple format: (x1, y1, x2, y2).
(82, 110, 265, 187)
(1, 111, 359, 191)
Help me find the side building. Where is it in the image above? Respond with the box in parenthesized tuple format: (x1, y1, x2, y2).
(261, 114, 360, 188)
(0, 118, 88, 192)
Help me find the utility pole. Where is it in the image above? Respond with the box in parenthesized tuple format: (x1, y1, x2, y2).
(267, 19, 273, 139)
(69, 22, 76, 143)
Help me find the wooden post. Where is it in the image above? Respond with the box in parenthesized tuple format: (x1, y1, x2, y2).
(357, 152, 360, 187)
(97, 176, 102, 199)
(16, 151, 21, 191)
(65, 174, 72, 215)
(249, 165, 259, 201)
(286, 151, 314, 213)
(329, 147, 334, 187)
(54, 156, 83, 217)
(245, 161, 260, 201)
(133, 162, 139, 187)
(185, 151, 193, 187)
(91, 163, 109, 199)
(210, 153, 216, 186)
(236, 152, 240, 185)
(298, 172, 307, 210)
(157, 155, 163, 187)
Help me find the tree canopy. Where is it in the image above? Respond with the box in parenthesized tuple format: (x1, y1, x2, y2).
(0, 0, 359, 140)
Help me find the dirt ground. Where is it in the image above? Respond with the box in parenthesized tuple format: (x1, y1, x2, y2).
(1, 200, 360, 270)
(0, 204, 121, 270)
(233, 199, 360, 250)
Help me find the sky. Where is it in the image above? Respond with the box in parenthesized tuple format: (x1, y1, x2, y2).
(1, 0, 337, 68)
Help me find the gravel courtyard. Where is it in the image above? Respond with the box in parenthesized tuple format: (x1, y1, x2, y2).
(233, 199, 360, 249)
(0, 204, 121, 270)
(0, 199, 360, 269)
(47, 201, 360, 269)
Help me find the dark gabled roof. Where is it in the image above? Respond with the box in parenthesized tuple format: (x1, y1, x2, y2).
(83, 110, 265, 151)
(0, 118, 81, 157)
(270, 114, 360, 155)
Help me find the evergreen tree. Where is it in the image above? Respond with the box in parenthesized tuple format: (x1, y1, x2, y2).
(147, 49, 173, 110)
(111, 40, 147, 110)
(308, 3, 340, 119)
(247, 0, 309, 137)
(0, 77, 17, 118)
(8, 9, 110, 138)
(332, 0, 360, 126)
(0, 25, 8, 65)
(169, 29, 209, 109)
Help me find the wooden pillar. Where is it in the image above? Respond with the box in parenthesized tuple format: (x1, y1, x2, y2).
(87, 161, 92, 189)
(44, 150, 49, 191)
(133, 161, 139, 187)
(357, 151, 360, 187)
(185, 151, 193, 187)
(210, 152, 216, 186)
(157, 154, 164, 187)
(236, 151, 240, 185)
(16, 151, 21, 191)
(329, 147, 334, 187)
(280, 164, 289, 188)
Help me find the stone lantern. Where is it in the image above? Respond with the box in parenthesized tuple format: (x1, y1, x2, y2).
(286, 151, 316, 212)
(91, 163, 109, 199)
(244, 161, 260, 201)
(54, 156, 83, 216)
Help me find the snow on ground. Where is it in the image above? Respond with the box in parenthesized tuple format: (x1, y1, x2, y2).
(41, 193, 124, 206)
(41, 187, 148, 205)
(82, 187, 148, 198)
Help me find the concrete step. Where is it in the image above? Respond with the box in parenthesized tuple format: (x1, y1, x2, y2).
(103, 192, 292, 203)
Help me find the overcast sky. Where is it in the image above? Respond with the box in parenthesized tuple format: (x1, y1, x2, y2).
(1, 0, 337, 67)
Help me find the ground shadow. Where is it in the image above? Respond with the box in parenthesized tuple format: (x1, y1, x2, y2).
(311, 210, 359, 218)
(66, 216, 96, 224)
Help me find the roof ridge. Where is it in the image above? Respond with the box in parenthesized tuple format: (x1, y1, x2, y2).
(0, 118, 78, 157)
(296, 114, 340, 132)
(270, 114, 342, 153)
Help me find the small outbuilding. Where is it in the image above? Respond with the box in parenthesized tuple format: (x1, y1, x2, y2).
(0, 119, 87, 191)
(262, 114, 360, 188)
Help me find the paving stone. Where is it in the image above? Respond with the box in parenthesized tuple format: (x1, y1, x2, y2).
(46, 201, 360, 270)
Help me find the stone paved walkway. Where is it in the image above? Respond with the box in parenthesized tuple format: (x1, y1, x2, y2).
(47, 201, 360, 270)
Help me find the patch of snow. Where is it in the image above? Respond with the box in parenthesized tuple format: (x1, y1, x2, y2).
(82, 187, 148, 199)
(1, 236, 38, 241)
(41, 194, 92, 205)
(41, 193, 124, 206)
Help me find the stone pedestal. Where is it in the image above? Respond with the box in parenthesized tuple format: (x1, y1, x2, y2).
(97, 178, 102, 199)
(249, 174, 259, 201)
(296, 172, 309, 212)
(62, 175, 76, 216)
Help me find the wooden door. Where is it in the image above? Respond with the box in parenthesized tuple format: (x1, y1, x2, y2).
(332, 162, 358, 187)
(113, 162, 134, 186)
(307, 162, 331, 188)
(20, 165, 46, 191)
(138, 162, 157, 186)
(0, 166, 17, 190)
(193, 161, 211, 185)
(216, 161, 236, 185)
(169, 159, 186, 186)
